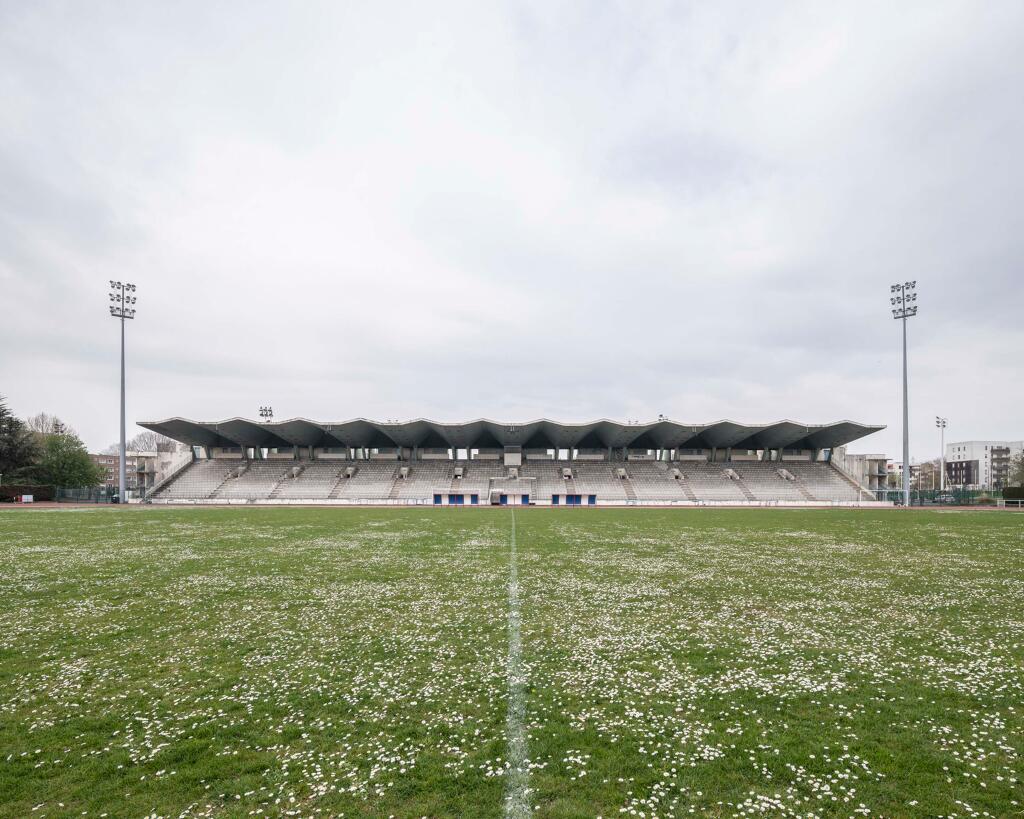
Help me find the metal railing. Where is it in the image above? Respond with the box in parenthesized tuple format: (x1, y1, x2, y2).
(873, 487, 1005, 506)
(56, 486, 120, 504)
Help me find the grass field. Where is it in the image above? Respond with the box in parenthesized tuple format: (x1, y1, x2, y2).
(1, 507, 1022, 818)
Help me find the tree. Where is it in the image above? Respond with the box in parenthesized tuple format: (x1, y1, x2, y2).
(103, 430, 176, 455)
(1009, 452, 1024, 488)
(30, 430, 105, 488)
(0, 396, 40, 482)
(25, 412, 75, 437)
(128, 430, 175, 451)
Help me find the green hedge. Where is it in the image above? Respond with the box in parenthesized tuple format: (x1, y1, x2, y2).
(0, 484, 55, 502)
(1003, 487, 1024, 500)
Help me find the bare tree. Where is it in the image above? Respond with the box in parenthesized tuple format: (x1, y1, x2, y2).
(25, 412, 76, 437)
(103, 430, 177, 454)
(127, 430, 176, 452)
(1009, 452, 1024, 488)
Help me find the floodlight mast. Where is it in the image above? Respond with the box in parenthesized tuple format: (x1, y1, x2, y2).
(890, 281, 918, 507)
(936, 416, 948, 491)
(259, 406, 274, 421)
(108, 281, 137, 501)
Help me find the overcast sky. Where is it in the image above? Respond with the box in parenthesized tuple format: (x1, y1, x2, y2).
(1, 1, 1022, 460)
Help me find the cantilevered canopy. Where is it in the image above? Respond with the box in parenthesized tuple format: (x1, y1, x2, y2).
(138, 417, 884, 451)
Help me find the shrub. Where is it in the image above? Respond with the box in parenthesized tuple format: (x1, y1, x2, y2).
(1003, 487, 1024, 500)
(0, 484, 55, 502)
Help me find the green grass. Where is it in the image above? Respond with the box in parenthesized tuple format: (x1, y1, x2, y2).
(0, 507, 1022, 817)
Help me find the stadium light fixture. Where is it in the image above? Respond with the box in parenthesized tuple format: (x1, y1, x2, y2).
(936, 416, 948, 492)
(890, 280, 918, 507)
(108, 280, 138, 502)
(259, 406, 274, 421)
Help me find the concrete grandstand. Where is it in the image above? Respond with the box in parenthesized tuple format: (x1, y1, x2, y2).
(138, 417, 888, 506)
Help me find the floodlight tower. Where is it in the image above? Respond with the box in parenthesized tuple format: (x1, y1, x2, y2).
(936, 416, 948, 491)
(890, 281, 918, 507)
(259, 406, 274, 421)
(108, 281, 138, 501)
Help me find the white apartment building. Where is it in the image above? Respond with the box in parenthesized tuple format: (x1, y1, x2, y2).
(945, 440, 1023, 489)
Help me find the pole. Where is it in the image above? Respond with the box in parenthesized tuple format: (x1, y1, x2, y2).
(109, 280, 136, 502)
(889, 280, 917, 507)
(119, 315, 126, 502)
(902, 313, 910, 507)
(939, 423, 945, 492)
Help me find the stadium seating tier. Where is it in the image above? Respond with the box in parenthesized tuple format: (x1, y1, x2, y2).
(152, 458, 868, 504)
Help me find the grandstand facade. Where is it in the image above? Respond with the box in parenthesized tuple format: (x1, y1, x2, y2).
(139, 417, 887, 506)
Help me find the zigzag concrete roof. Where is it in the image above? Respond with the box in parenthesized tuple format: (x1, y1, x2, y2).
(139, 417, 884, 452)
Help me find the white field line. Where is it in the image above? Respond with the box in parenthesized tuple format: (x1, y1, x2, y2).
(504, 508, 530, 819)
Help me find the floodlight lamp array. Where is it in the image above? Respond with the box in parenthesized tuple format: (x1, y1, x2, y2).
(890, 281, 919, 320)
(108, 281, 138, 319)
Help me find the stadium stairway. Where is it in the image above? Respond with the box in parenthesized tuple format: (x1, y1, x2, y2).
(652, 462, 698, 502)
(830, 463, 870, 499)
(616, 468, 638, 502)
(267, 469, 295, 500)
(387, 466, 405, 500)
(208, 469, 236, 499)
(782, 463, 863, 502)
(779, 468, 817, 502)
(147, 463, 188, 497)
(328, 467, 353, 499)
(724, 468, 757, 501)
(676, 473, 698, 502)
